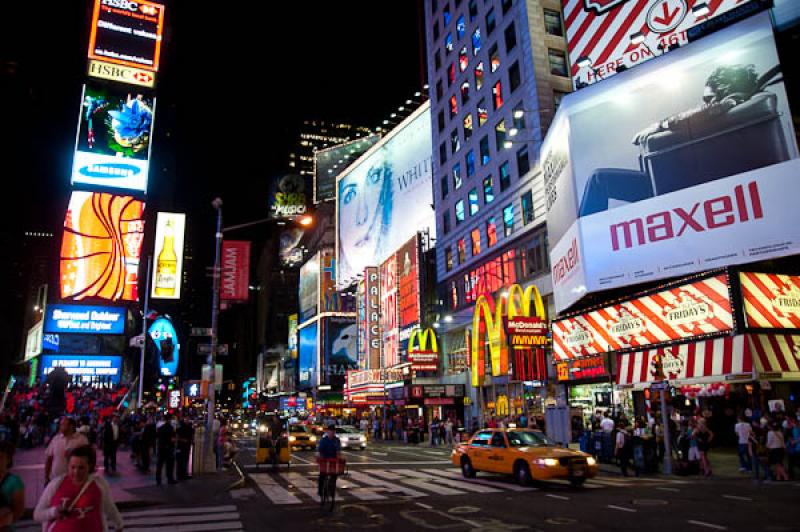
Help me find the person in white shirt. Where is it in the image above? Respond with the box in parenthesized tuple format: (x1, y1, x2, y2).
(45, 418, 89, 484)
(600, 413, 615, 433)
(734, 415, 752, 472)
(766, 423, 789, 481)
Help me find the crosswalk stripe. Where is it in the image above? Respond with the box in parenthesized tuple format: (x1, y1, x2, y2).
(423, 469, 536, 492)
(251, 473, 302, 505)
(393, 468, 501, 493)
(369, 469, 466, 496)
(345, 470, 425, 498)
(281, 471, 322, 502)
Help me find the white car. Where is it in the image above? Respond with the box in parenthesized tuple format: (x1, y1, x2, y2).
(336, 426, 367, 450)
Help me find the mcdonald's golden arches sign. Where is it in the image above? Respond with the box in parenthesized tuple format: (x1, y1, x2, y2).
(408, 327, 439, 372)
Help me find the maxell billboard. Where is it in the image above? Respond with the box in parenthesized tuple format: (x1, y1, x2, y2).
(546, 13, 800, 312)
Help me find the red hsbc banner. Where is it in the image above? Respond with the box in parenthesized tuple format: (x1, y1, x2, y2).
(740, 272, 800, 329)
(221, 241, 250, 302)
(563, 0, 741, 86)
(553, 273, 733, 360)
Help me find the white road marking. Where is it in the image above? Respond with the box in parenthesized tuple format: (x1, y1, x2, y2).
(369, 469, 467, 496)
(281, 472, 322, 502)
(121, 505, 238, 517)
(392, 468, 501, 493)
(346, 470, 425, 498)
(687, 520, 728, 530)
(656, 487, 681, 492)
(607, 505, 637, 513)
(250, 473, 302, 505)
(722, 495, 752, 502)
(545, 494, 570, 500)
(415, 502, 434, 509)
(343, 450, 387, 462)
(421, 469, 536, 492)
(370, 451, 389, 456)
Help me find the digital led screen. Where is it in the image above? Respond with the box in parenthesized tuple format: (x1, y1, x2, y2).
(60, 192, 145, 302)
(41, 355, 122, 384)
(323, 316, 358, 388)
(44, 304, 126, 335)
(88, 0, 165, 72)
(299, 252, 320, 322)
(397, 235, 421, 330)
(149, 316, 179, 377)
(298, 323, 318, 387)
(151, 212, 186, 300)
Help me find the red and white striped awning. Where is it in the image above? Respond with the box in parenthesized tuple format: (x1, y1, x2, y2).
(617, 336, 753, 388)
(749, 334, 800, 381)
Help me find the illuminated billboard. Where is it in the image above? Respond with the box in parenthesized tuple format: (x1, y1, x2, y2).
(323, 316, 358, 388)
(268, 174, 309, 219)
(60, 192, 145, 302)
(88, 0, 165, 72)
(546, 14, 800, 312)
(380, 253, 399, 367)
(397, 235, 421, 330)
(740, 272, 800, 328)
(71, 83, 155, 194)
(288, 314, 299, 359)
(299, 252, 320, 322)
(151, 212, 185, 300)
(298, 322, 319, 387)
(44, 304, 126, 335)
(41, 355, 122, 384)
(314, 135, 381, 203)
(336, 103, 435, 286)
(148, 316, 179, 377)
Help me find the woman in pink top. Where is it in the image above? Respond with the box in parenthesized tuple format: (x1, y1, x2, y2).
(34, 446, 122, 532)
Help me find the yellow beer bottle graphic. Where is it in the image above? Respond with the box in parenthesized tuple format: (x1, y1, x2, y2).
(155, 219, 178, 296)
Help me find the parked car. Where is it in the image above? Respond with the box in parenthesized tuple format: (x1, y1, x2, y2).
(451, 428, 598, 487)
(335, 425, 367, 450)
(288, 423, 317, 451)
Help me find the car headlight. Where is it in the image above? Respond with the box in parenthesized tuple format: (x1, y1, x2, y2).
(359, 436, 366, 442)
(289, 435, 296, 442)
(534, 458, 559, 467)
(587, 457, 597, 466)
(310, 435, 317, 442)
(232, 423, 239, 429)
(258, 425, 268, 433)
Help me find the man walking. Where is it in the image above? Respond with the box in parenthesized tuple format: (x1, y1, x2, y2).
(101, 415, 120, 474)
(44, 417, 89, 484)
(176, 415, 194, 481)
(735, 415, 753, 472)
(155, 414, 177, 485)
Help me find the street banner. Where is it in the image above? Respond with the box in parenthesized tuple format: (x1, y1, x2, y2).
(220, 240, 250, 302)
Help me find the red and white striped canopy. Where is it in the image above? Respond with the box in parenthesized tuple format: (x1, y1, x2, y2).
(749, 334, 800, 381)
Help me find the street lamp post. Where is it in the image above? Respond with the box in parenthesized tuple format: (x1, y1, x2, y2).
(205, 198, 223, 469)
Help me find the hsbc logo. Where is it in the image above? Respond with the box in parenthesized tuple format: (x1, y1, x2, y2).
(88, 60, 155, 88)
(583, 0, 630, 15)
(102, 0, 139, 11)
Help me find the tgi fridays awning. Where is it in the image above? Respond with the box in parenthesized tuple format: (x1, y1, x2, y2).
(616, 336, 753, 389)
(749, 334, 800, 381)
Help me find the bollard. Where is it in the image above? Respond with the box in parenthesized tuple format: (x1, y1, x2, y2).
(193, 425, 206, 474)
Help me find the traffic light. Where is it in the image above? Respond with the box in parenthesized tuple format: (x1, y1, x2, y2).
(650, 353, 664, 381)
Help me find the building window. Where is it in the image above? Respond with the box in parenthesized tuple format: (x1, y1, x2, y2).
(449, 95, 458, 117)
(463, 114, 473, 141)
(504, 22, 517, 52)
(544, 9, 563, 37)
(459, 46, 468, 72)
(477, 99, 488, 127)
(471, 228, 481, 256)
(434, 50, 441, 70)
(453, 163, 463, 190)
(431, 0, 438, 15)
(436, 80, 444, 100)
(472, 28, 481, 56)
(438, 110, 446, 133)
(446, 33, 454, 53)
(451, 129, 460, 153)
(474, 62, 484, 90)
(466, 149, 476, 176)
(456, 200, 466, 224)
(554, 90, 567, 111)
(525, 232, 548, 276)
(548, 48, 568, 77)
(443, 4, 452, 26)
(468, 187, 479, 215)
(486, 8, 496, 35)
(439, 142, 448, 164)
(492, 81, 504, 110)
(486, 217, 498, 247)
(503, 203, 514, 237)
(489, 44, 500, 72)
(457, 238, 466, 263)
(443, 211, 452, 234)
(521, 189, 534, 225)
(502, 0, 513, 14)
(509, 61, 521, 92)
(445, 247, 454, 271)
(469, 0, 478, 21)
(494, 120, 506, 151)
(448, 62, 456, 85)
(433, 20, 440, 41)
(459, 83, 470, 105)
(516, 145, 530, 176)
(513, 104, 526, 130)
(440, 173, 449, 198)
(499, 161, 511, 191)
(483, 175, 495, 203)
(479, 135, 490, 165)
(457, 15, 465, 39)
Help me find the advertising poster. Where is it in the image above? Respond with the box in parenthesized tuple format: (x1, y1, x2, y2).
(363, 267, 381, 369)
(151, 212, 185, 300)
(220, 241, 250, 302)
(299, 252, 320, 322)
(44, 304, 125, 335)
(40, 355, 122, 384)
(356, 278, 366, 366)
(288, 314, 299, 359)
(148, 317, 180, 377)
(380, 253, 399, 367)
(740, 272, 800, 328)
(547, 14, 800, 312)
(319, 248, 341, 312)
(298, 323, 319, 387)
(323, 316, 358, 388)
(336, 104, 435, 286)
(87, 0, 165, 72)
(268, 174, 309, 218)
(398, 235, 421, 330)
(315, 135, 381, 203)
(71, 83, 155, 194)
(60, 192, 144, 302)
(279, 228, 304, 267)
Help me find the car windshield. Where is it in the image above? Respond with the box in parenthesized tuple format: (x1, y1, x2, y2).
(290, 425, 308, 433)
(506, 431, 555, 447)
(336, 427, 357, 434)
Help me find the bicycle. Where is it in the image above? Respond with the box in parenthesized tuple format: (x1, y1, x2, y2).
(317, 457, 346, 512)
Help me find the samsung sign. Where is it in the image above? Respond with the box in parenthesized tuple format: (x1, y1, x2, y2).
(546, 13, 800, 312)
(44, 304, 125, 335)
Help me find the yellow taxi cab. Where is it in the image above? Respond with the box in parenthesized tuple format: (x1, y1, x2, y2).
(451, 428, 598, 487)
(288, 424, 318, 451)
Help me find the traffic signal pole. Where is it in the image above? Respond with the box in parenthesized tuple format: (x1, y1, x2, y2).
(137, 256, 152, 408)
(651, 354, 672, 475)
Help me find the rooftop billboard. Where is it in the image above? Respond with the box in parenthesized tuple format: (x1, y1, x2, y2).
(88, 0, 165, 72)
(546, 13, 800, 312)
(314, 135, 381, 203)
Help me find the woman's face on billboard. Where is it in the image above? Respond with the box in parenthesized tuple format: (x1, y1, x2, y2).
(339, 163, 387, 268)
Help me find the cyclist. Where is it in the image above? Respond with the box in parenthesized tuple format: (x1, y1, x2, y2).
(317, 422, 341, 499)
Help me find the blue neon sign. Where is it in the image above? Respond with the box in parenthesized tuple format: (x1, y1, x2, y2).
(148, 317, 180, 377)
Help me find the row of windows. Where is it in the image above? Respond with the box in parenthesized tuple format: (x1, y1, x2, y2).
(432, 0, 514, 42)
(442, 188, 537, 272)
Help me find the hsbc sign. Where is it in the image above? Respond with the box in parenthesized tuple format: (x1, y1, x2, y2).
(87, 60, 156, 88)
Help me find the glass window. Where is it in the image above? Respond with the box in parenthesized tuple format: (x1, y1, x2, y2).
(521, 189, 534, 225)
(483, 175, 495, 203)
(504, 22, 517, 52)
(438, 110, 445, 133)
(471, 228, 481, 256)
(517, 145, 530, 176)
(440, 173, 449, 198)
(439, 142, 448, 164)
(491, 432, 506, 447)
(457, 15, 465, 39)
(443, 4, 452, 26)
(513, 104, 526, 130)
(548, 48, 568, 77)
(494, 120, 506, 151)
(474, 62, 484, 90)
(525, 232, 549, 276)
(466, 149, 476, 176)
(502, 0, 513, 14)
(445, 33, 454, 53)
(554, 90, 567, 111)
(509, 61, 521, 92)
(431, 0, 438, 14)
(479, 135, 490, 165)
(449, 95, 458, 117)
(544, 9, 563, 37)
(448, 62, 456, 85)
(434, 50, 441, 70)
(468, 187, 479, 215)
(486, 8, 496, 35)
(460, 81, 470, 103)
(489, 44, 500, 72)
(436, 79, 443, 99)
(443, 211, 451, 234)
(468, 0, 478, 21)
(455, 200, 466, 224)
(463, 115, 473, 141)
(472, 28, 481, 56)
(445, 247, 454, 271)
(453, 163, 463, 190)
(459, 46, 468, 72)
(486, 217, 498, 247)
(492, 81, 504, 110)
(451, 129, 460, 153)
(499, 161, 511, 191)
(457, 238, 466, 263)
(503, 203, 514, 237)
(477, 99, 488, 127)
(507, 431, 554, 447)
